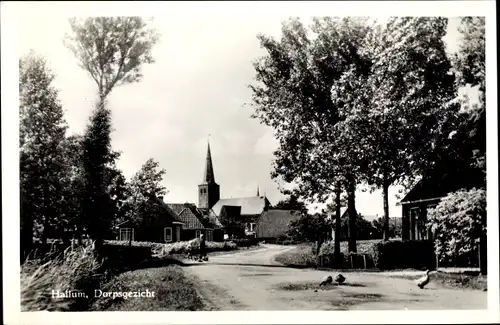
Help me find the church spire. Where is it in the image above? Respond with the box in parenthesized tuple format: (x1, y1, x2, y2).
(203, 139, 215, 183)
(257, 185, 260, 197)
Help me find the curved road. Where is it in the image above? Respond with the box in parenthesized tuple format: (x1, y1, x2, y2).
(184, 245, 487, 310)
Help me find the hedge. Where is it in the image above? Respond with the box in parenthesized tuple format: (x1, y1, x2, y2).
(261, 238, 301, 245)
(373, 240, 436, 270)
(231, 238, 259, 247)
(317, 239, 436, 270)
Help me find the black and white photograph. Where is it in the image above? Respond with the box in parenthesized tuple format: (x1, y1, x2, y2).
(1, 1, 498, 324)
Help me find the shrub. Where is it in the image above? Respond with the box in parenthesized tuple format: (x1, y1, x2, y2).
(104, 240, 163, 248)
(21, 241, 101, 311)
(373, 240, 436, 270)
(269, 237, 300, 245)
(427, 188, 486, 267)
(151, 239, 238, 258)
(231, 238, 259, 247)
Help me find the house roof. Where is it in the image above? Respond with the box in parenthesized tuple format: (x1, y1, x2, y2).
(166, 203, 223, 229)
(211, 196, 270, 217)
(399, 172, 482, 205)
(256, 209, 302, 238)
(205, 208, 224, 228)
(178, 207, 205, 229)
(118, 197, 184, 227)
(167, 203, 204, 229)
(153, 197, 184, 223)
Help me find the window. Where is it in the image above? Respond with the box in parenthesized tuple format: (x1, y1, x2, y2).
(176, 226, 181, 242)
(206, 230, 213, 241)
(119, 228, 134, 242)
(195, 230, 201, 238)
(164, 227, 173, 242)
(250, 223, 256, 232)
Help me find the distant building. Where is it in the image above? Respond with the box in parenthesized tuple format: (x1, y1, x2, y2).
(119, 141, 295, 243)
(191, 142, 272, 237)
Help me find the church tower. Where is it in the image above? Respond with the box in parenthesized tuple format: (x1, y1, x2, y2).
(198, 141, 220, 210)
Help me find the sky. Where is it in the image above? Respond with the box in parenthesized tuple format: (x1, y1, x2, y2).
(16, 11, 469, 221)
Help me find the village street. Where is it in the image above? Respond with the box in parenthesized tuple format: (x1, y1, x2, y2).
(184, 245, 487, 311)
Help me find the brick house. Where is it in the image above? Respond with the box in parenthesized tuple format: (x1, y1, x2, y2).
(166, 203, 223, 242)
(116, 196, 184, 243)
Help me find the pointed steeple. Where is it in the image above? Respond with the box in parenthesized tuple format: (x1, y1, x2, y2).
(257, 185, 260, 197)
(203, 139, 215, 183)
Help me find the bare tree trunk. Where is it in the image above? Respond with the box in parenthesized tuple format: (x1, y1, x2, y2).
(334, 185, 342, 258)
(347, 177, 357, 253)
(383, 169, 390, 241)
(41, 184, 49, 245)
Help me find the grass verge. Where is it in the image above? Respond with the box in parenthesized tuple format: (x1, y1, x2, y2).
(391, 272, 487, 291)
(21, 242, 101, 311)
(273, 245, 316, 268)
(90, 265, 206, 311)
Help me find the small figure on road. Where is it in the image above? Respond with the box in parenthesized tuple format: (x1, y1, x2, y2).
(319, 275, 333, 287)
(416, 270, 431, 289)
(335, 274, 346, 285)
(199, 234, 207, 262)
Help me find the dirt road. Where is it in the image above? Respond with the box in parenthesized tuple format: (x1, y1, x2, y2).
(184, 245, 487, 310)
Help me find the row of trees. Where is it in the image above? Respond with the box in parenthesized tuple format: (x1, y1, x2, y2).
(275, 195, 402, 246)
(20, 17, 163, 258)
(249, 17, 486, 256)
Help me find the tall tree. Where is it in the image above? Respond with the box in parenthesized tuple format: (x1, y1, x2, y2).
(451, 17, 486, 174)
(121, 158, 167, 244)
(249, 17, 372, 253)
(59, 134, 85, 244)
(333, 18, 457, 241)
(80, 108, 116, 247)
(64, 17, 159, 248)
(64, 17, 159, 102)
(19, 52, 69, 251)
(447, 16, 486, 274)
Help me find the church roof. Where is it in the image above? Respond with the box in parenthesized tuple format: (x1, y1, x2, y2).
(201, 141, 216, 185)
(211, 196, 270, 217)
